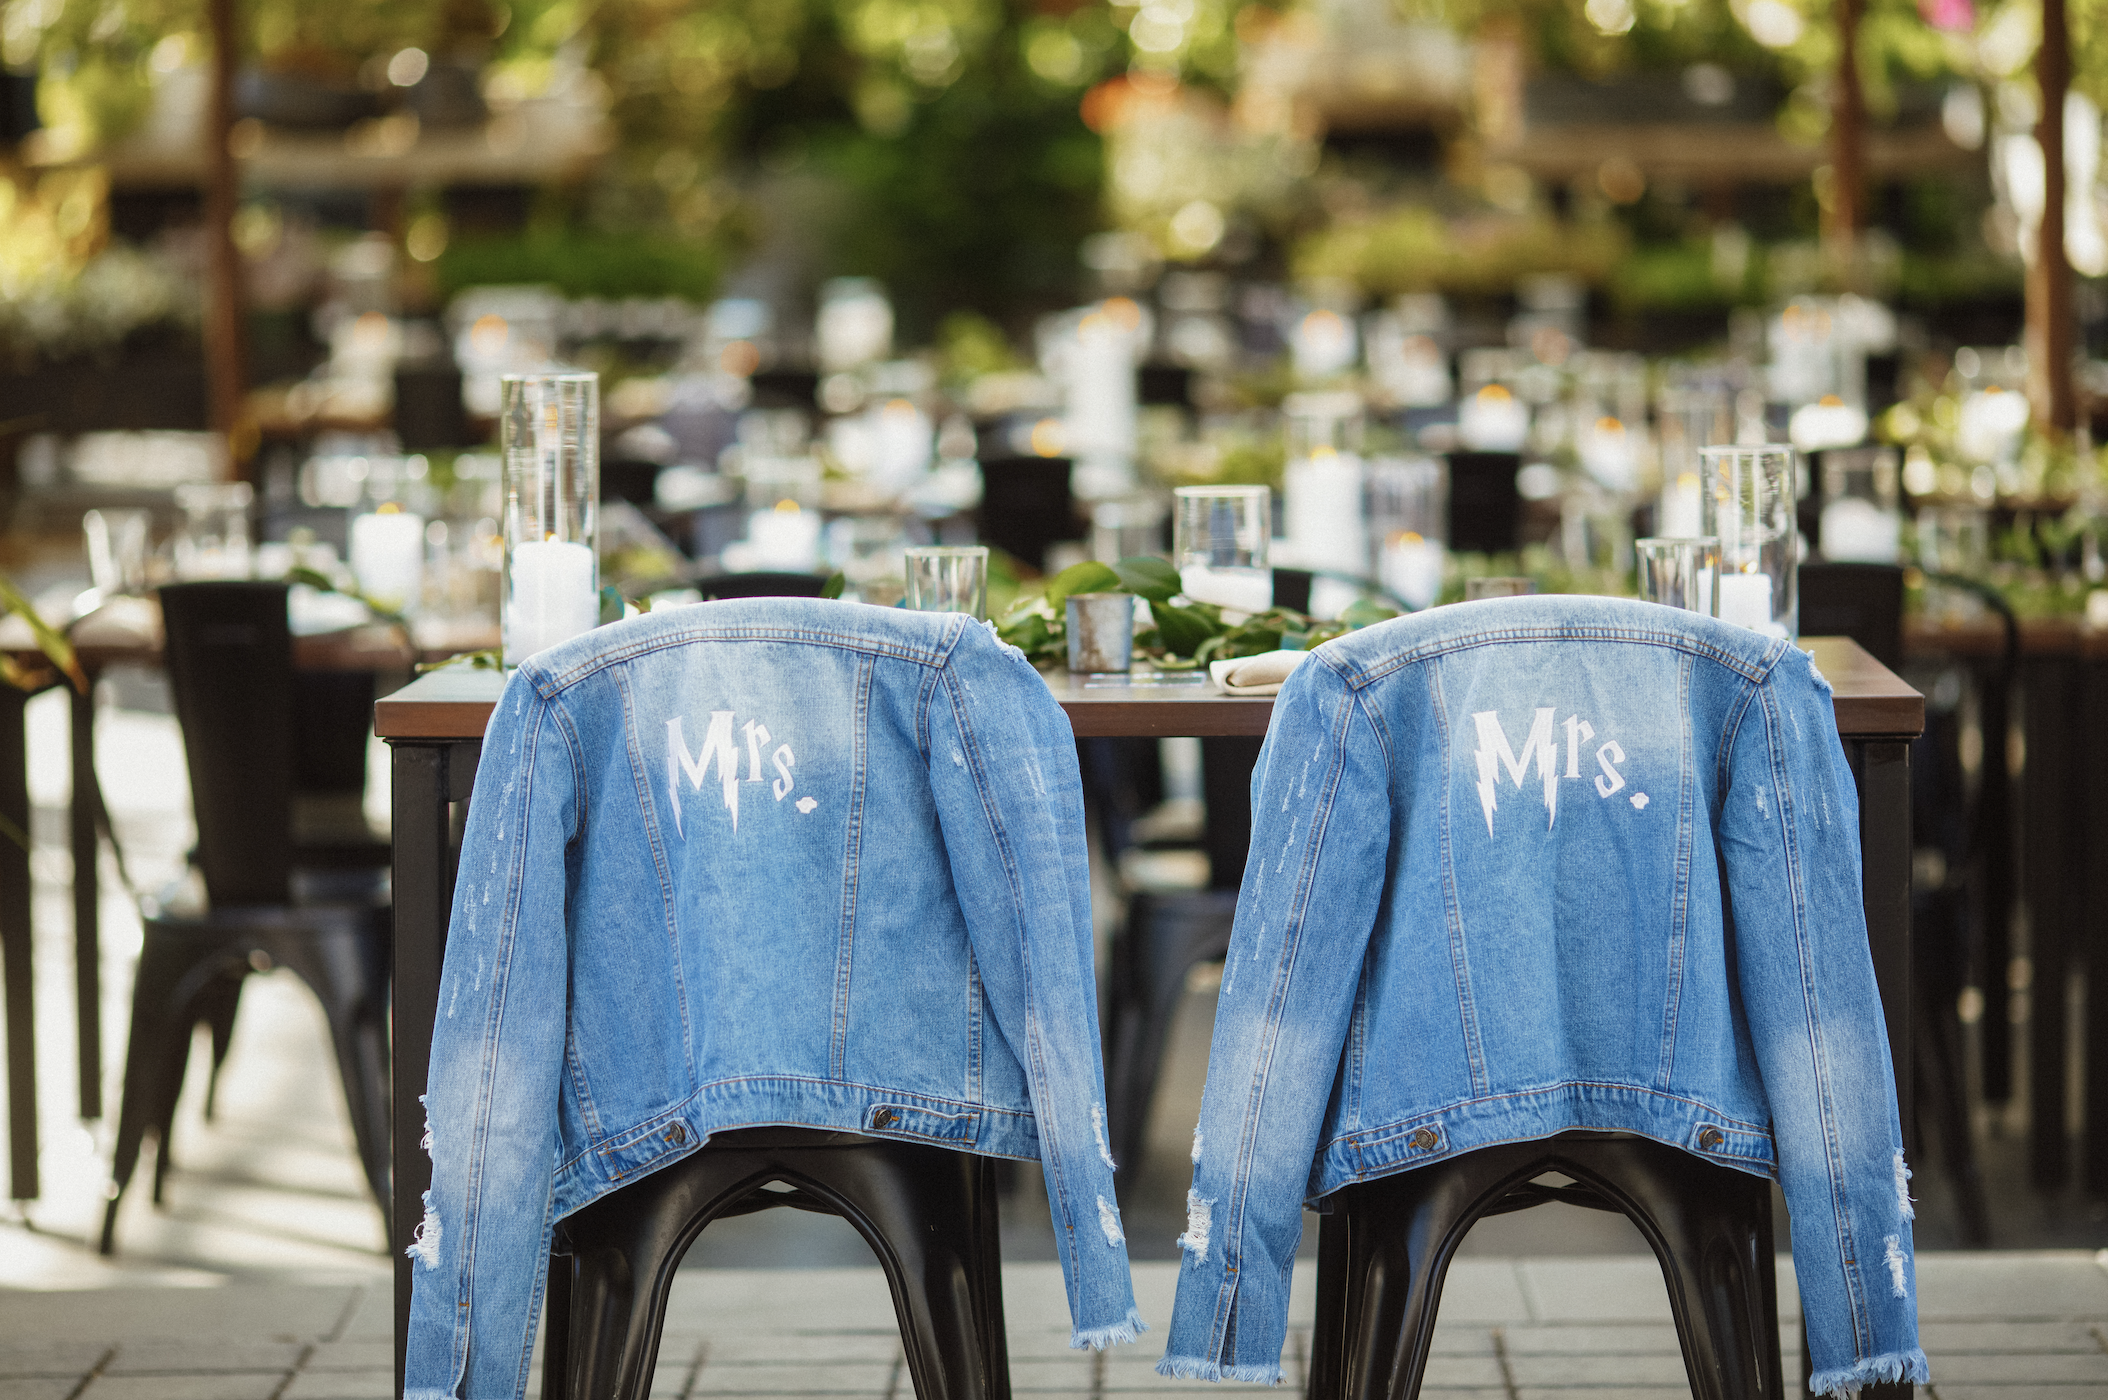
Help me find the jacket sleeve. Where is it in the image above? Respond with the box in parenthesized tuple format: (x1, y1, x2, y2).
(1720, 653, 1927, 1397)
(405, 667, 580, 1400)
(925, 622, 1143, 1349)
(1161, 655, 1394, 1383)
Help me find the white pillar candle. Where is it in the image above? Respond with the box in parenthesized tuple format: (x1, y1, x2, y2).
(1716, 570, 1776, 633)
(1066, 308, 1138, 464)
(1659, 472, 1704, 538)
(1285, 449, 1367, 573)
(745, 503, 823, 572)
(506, 537, 599, 663)
(349, 508, 426, 611)
(1380, 534, 1445, 611)
(1458, 385, 1529, 452)
(1577, 417, 1638, 493)
(1179, 563, 1273, 614)
(1819, 498, 1902, 563)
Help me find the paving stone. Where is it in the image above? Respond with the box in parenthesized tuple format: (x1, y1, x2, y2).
(1000, 1329, 1085, 1360)
(304, 1340, 397, 1371)
(1007, 1355, 1094, 1391)
(1508, 1351, 1697, 1387)
(1425, 1260, 1532, 1322)
(1922, 1321, 2107, 1353)
(0, 1286, 361, 1346)
(1419, 1354, 1506, 1387)
(697, 1337, 902, 1365)
(1503, 1324, 1683, 1356)
(1931, 1389, 2108, 1400)
(87, 1373, 286, 1399)
(1415, 1391, 1506, 1400)
(1515, 1259, 1681, 1325)
(0, 1342, 109, 1377)
(1929, 1352, 2108, 1383)
(1916, 1255, 2108, 1322)
(1514, 1389, 1693, 1400)
(105, 1341, 304, 1374)
(281, 1370, 394, 1400)
(692, 1363, 895, 1394)
(0, 1381, 77, 1400)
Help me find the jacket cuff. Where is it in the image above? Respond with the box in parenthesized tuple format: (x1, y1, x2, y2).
(1155, 1354, 1284, 1384)
(1808, 1348, 1929, 1397)
(1070, 1306, 1148, 1350)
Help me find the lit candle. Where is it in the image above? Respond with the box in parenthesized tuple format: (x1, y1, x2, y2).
(1716, 570, 1776, 634)
(1379, 532, 1445, 611)
(506, 537, 598, 663)
(1659, 472, 1704, 537)
(1179, 563, 1273, 614)
(1458, 384, 1529, 452)
(1577, 416, 1638, 492)
(1788, 395, 1869, 453)
(745, 500, 822, 571)
(349, 505, 426, 612)
(1066, 303, 1139, 466)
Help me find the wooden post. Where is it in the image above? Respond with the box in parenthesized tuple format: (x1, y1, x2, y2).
(2030, 0, 2078, 433)
(1827, 0, 1867, 267)
(204, 0, 247, 477)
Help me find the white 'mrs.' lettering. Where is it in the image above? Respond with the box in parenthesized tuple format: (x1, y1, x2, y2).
(772, 744, 797, 800)
(1594, 740, 1628, 797)
(1473, 707, 1558, 835)
(667, 711, 742, 835)
(742, 720, 771, 781)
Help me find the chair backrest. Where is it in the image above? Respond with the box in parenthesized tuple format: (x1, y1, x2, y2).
(1444, 450, 1522, 555)
(976, 456, 1077, 572)
(159, 580, 293, 905)
(1797, 562, 1905, 671)
(699, 572, 831, 600)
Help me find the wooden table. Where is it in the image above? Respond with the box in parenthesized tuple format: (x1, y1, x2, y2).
(374, 636, 1922, 1399)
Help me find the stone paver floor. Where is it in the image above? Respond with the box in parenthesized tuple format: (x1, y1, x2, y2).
(3, 1254, 2106, 1399)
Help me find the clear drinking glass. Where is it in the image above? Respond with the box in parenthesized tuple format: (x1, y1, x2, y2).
(1173, 485, 1272, 612)
(904, 545, 988, 619)
(1636, 537, 1720, 616)
(172, 482, 254, 579)
(1367, 456, 1446, 610)
(501, 371, 601, 665)
(1700, 444, 1797, 639)
(1816, 446, 1902, 564)
(84, 508, 151, 598)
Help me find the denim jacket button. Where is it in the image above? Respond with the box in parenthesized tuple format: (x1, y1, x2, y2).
(1698, 1127, 1724, 1150)
(1410, 1127, 1439, 1151)
(665, 1123, 687, 1146)
(872, 1108, 897, 1130)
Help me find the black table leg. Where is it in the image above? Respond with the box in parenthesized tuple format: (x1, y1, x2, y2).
(1, 684, 36, 1202)
(2084, 657, 2108, 1196)
(1847, 734, 1915, 1400)
(391, 737, 479, 1400)
(2020, 657, 2080, 1190)
(71, 679, 100, 1122)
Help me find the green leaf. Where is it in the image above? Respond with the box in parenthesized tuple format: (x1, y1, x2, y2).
(821, 571, 847, 600)
(0, 575, 83, 693)
(1340, 597, 1402, 630)
(1110, 556, 1181, 604)
(1151, 602, 1221, 659)
(599, 585, 627, 626)
(998, 612, 1052, 656)
(1043, 561, 1120, 611)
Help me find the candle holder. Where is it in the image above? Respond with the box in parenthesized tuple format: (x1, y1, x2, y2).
(904, 545, 989, 619)
(1635, 537, 1719, 616)
(501, 371, 601, 666)
(1700, 444, 1797, 639)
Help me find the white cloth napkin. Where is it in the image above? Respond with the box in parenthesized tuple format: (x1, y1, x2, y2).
(1208, 649, 1309, 696)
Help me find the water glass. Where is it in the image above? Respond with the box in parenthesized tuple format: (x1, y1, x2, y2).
(501, 371, 601, 665)
(1700, 444, 1797, 639)
(1817, 446, 1902, 564)
(84, 508, 151, 598)
(1636, 537, 1719, 616)
(904, 545, 988, 619)
(1367, 456, 1446, 611)
(1464, 576, 1535, 600)
(1173, 485, 1271, 612)
(172, 482, 254, 580)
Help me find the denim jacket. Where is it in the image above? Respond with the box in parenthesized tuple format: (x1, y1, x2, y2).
(406, 600, 1142, 1400)
(1159, 596, 1925, 1398)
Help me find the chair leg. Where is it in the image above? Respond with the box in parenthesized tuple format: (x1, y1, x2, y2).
(1105, 890, 1236, 1175)
(1553, 1138, 1783, 1400)
(271, 917, 393, 1209)
(198, 970, 244, 1122)
(102, 931, 238, 1253)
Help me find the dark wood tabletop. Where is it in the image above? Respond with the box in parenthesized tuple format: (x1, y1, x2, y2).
(374, 634, 1923, 741)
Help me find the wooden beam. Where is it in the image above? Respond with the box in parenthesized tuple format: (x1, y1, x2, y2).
(1828, 0, 1868, 262)
(203, 0, 247, 477)
(2030, 0, 2077, 433)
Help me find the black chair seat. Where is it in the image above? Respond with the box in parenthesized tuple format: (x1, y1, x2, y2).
(544, 1127, 1011, 1400)
(1308, 1131, 1782, 1400)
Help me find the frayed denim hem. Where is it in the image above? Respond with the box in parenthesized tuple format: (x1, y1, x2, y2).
(1808, 1348, 1929, 1396)
(1154, 1354, 1283, 1384)
(1070, 1307, 1148, 1350)
(403, 1390, 458, 1399)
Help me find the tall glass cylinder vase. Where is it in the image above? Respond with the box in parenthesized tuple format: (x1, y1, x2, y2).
(501, 371, 601, 666)
(1700, 444, 1797, 639)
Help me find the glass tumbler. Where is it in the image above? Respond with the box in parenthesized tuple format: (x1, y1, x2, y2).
(1173, 485, 1272, 613)
(1700, 444, 1797, 639)
(501, 371, 601, 665)
(904, 545, 989, 619)
(172, 482, 254, 580)
(84, 508, 151, 598)
(1635, 537, 1719, 616)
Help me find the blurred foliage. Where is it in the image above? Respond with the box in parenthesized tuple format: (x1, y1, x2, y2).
(434, 229, 722, 301)
(1293, 207, 1629, 298)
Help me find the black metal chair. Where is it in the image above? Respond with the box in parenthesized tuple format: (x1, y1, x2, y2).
(698, 571, 832, 600)
(543, 1127, 1011, 1400)
(1307, 1132, 1783, 1400)
(99, 581, 391, 1253)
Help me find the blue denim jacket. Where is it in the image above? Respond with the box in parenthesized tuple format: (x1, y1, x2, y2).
(1159, 596, 1925, 1397)
(406, 600, 1142, 1400)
